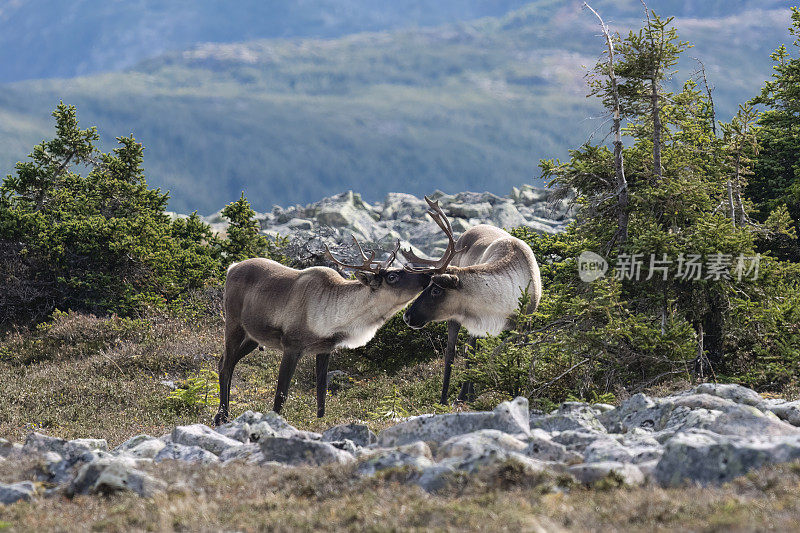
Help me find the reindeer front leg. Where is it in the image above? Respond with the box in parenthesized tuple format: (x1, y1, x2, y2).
(273, 348, 302, 414)
(315, 353, 331, 417)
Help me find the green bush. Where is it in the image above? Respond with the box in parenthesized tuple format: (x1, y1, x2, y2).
(343, 312, 449, 373)
(0, 103, 283, 327)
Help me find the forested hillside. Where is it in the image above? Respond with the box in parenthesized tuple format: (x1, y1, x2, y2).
(0, 0, 792, 212)
(0, 0, 531, 83)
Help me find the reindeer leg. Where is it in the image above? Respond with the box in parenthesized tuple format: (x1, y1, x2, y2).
(457, 336, 477, 402)
(441, 320, 461, 405)
(215, 327, 257, 426)
(316, 353, 331, 418)
(273, 348, 302, 414)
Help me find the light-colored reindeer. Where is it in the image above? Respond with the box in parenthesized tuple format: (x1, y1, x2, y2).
(214, 239, 430, 425)
(402, 197, 542, 404)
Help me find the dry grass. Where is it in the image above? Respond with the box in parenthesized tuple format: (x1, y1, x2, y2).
(0, 310, 447, 444)
(2, 458, 800, 531)
(3, 311, 800, 531)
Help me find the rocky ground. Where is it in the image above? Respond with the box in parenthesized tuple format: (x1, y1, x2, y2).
(198, 186, 571, 263)
(3, 382, 800, 506)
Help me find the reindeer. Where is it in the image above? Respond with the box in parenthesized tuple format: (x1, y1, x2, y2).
(401, 197, 542, 404)
(214, 238, 431, 425)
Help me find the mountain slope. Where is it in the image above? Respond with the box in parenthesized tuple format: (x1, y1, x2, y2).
(0, 0, 530, 83)
(0, 1, 792, 213)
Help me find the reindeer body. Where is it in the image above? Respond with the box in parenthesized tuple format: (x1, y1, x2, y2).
(403, 221, 541, 404)
(216, 251, 429, 426)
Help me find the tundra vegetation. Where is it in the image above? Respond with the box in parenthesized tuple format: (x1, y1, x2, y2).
(1, 5, 800, 530)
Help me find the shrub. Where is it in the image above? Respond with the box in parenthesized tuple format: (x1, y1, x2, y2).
(343, 312, 449, 373)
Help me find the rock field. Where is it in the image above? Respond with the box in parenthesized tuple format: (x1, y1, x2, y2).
(198, 186, 571, 264)
(3, 383, 800, 504)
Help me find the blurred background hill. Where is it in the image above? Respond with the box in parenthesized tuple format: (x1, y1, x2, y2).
(0, 0, 792, 212)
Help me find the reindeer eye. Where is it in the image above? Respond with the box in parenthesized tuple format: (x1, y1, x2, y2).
(431, 286, 443, 297)
(386, 272, 399, 283)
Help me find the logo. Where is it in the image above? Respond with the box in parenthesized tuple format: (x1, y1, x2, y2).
(578, 251, 608, 282)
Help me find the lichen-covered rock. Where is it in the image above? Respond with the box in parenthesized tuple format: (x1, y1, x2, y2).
(762, 400, 800, 427)
(322, 423, 374, 447)
(531, 402, 606, 433)
(436, 429, 527, 460)
(599, 393, 670, 433)
(215, 422, 251, 443)
(377, 397, 529, 447)
(417, 447, 552, 492)
(693, 383, 764, 407)
(357, 441, 434, 476)
(69, 458, 165, 497)
(219, 443, 262, 464)
(154, 443, 219, 464)
(654, 430, 800, 487)
(24, 432, 68, 456)
(568, 461, 645, 486)
(0, 481, 37, 505)
(171, 424, 243, 455)
(116, 436, 166, 459)
(259, 437, 354, 466)
(0, 438, 21, 458)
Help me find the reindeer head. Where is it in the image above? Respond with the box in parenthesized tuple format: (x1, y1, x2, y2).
(400, 197, 467, 329)
(324, 236, 431, 303)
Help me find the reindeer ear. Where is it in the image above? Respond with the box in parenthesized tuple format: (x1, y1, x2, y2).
(432, 273, 460, 289)
(355, 271, 381, 288)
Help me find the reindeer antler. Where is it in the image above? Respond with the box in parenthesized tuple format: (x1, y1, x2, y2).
(325, 236, 401, 273)
(401, 196, 465, 273)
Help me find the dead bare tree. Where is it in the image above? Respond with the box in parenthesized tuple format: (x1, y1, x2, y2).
(584, 2, 629, 248)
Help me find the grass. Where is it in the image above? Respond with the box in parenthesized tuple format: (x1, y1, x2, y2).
(0, 308, 450, 444)
(2, 451, 800, 531)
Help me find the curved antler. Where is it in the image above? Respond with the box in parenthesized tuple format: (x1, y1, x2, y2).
(401, 196, 465, 273)
(324, 236, 400, 273)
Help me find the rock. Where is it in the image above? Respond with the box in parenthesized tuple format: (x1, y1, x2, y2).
(491, 202, 526, 228)
(65, 438, 108, 456)
(235, 411, 320, 440)
(69, 458, 165, 497)
(259, 438, 354, 466)
(551, 430, 609, 452)
(707, 405, 800, 437)
(172, 424, 243, 456)
(531, 402, 606, 433)
(24, 432, 67, 456)
(357, 441, 434, 476)
(436, 429, 528, 459)
(0, 481, 37, 505)
(154, 443, 219, 464)
(377, 397, 530, 447)
(655, 430, 800, 487)
(693, 383, 764, 407)
(599, 393, 668, 433)
(215, 422, 251, 443)
(582, 439, 635, 464)
(568, 462, 645, 486)
(418, 447, 553, 493)
(126, 439, 167, 459)
(322, 423, 374, 447)
(219, 443, 262, 464)
(0, 438, 19, 458)
(764, 400, 800, 426)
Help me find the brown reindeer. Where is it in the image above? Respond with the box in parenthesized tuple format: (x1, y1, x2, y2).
(214, 238, 430, 425)
(402, 197, 542, 404)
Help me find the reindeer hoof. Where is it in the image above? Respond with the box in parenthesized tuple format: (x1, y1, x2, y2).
(317, 408, 325, 418)
(213, 411, 228, 427)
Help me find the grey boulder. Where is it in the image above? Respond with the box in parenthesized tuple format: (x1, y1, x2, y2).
(377, 397, 530, 447)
